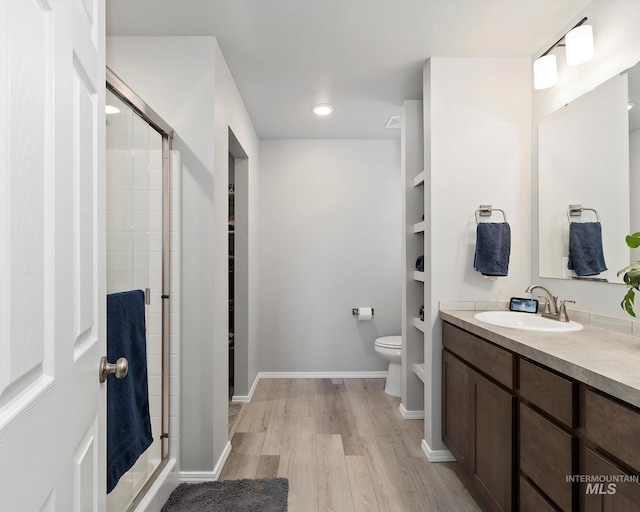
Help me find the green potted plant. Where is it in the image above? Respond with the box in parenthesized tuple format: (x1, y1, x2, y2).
(618, 232, 640, 316)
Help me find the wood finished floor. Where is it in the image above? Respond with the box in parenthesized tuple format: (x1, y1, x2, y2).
(221, 378, 484, 512)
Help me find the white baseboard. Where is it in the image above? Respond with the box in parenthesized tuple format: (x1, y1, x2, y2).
(231, 374, 260, 403)
(421, 439, 456, 462)
(258, 371, 387, 379)
(179, 441, 232, 483)
(399, 403, 425, 420)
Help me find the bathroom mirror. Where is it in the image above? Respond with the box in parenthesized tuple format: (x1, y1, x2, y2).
(538, 60, 640, 282)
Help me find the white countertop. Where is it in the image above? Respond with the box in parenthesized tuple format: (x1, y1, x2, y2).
(440, 309, 640, 409)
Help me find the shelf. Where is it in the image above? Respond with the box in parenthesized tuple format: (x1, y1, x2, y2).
(413, 271, 424, 282)
(413, 221, 425, 233)
(413, 171, 425, 187)
(412, 317, 425, 332)
(413, 363, 426, 383)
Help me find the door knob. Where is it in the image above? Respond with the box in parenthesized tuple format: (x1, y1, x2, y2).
(99, 356, 128, 383)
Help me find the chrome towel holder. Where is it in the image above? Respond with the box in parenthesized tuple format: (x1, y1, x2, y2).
(475, 205, 507, 224)
(567, 204, 601, 223)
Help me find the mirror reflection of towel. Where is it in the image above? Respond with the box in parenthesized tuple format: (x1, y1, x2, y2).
(474, 222, 511, 277)
(568, 222, 607, 276)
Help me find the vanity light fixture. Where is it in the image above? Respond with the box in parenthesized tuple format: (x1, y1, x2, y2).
(105, 105, 120, 114)
(534, 55, 558, 90)
(565, 24, 594, 66)
(312, 103, 334, 116)
(533, 17, 594, 90)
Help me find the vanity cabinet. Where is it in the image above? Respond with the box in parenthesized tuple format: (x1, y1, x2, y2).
(442, 319, 640, 512)
(442, 322, 515, 512)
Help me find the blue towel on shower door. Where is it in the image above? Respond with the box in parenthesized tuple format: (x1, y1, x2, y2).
(106, 289, 153, 494)
(473, 222, 511, 277)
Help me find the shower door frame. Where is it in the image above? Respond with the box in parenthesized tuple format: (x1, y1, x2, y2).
(106, 67, 174, 511)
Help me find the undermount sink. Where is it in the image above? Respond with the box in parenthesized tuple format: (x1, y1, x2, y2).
(474, 311, 583, 333)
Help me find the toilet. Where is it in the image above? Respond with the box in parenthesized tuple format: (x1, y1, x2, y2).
(374, 335, 402, 397)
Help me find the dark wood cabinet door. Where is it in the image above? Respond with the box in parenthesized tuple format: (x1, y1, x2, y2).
(584, 448, 640, 512)
(469, 369, 515, 512)
(442, 349, 470, 464)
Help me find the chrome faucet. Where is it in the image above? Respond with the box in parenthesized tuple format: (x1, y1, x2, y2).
(525, 285, 574, 322)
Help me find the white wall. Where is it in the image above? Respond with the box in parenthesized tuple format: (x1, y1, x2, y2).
(258, 139, 401, 372)
(532, 0, 640, 317)
(107, 36, 260, 475)
(212, 43, 261, 444)
(425, 57, 532, 451)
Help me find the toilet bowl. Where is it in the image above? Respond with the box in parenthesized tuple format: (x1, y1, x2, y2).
(374, 335, 402, 397)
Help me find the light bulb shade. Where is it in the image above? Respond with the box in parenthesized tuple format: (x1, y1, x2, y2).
(533, 54, 558, 90)
(565, 24, 594, 66)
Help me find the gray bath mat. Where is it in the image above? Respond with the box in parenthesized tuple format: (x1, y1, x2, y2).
(161, 478, 288, 512)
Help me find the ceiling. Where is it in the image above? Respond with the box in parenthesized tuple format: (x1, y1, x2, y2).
(106, 0, 591, 140)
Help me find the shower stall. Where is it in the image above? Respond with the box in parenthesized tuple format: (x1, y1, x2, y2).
(105, 69, 175, 512)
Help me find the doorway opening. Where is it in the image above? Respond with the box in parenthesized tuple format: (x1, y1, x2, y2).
(228, 129, 249, 429)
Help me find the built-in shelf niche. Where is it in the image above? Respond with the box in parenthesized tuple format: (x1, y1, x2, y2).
(413, 363, 426, 383)
(401, 99, 425, 416)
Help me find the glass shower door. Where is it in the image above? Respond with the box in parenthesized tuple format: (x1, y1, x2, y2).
(105, 88, 164, 511)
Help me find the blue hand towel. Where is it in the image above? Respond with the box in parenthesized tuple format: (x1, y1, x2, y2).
(107, 290, 153, 494)
(474, 222, 511, 277)
(567, 222, 607, 276)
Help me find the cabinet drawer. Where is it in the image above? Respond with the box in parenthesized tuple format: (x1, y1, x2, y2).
(442, 322, 514, 389)
(520, 404, 575, 512)
(520, 477, 557, 512)
(585, 390, 640, 472)
(519, 358, 575, 427)
(584, 448, 640, 512)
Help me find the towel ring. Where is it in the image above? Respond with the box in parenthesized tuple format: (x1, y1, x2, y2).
(475, 205, 507, 224)
(567, 205, 601, 223)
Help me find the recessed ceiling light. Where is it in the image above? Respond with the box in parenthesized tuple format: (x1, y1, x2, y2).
(312, 104, 334, 116)
(105, 105, 120, 114)
(628, 102, 637, 111)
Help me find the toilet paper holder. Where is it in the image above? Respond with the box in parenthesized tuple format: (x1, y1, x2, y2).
(352, 308, 374, 316)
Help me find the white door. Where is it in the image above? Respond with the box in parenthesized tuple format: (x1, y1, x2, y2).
(0, 0, 106, 511)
